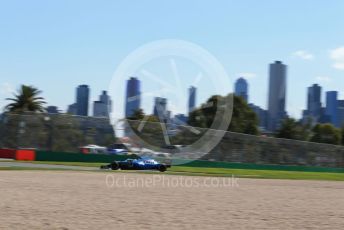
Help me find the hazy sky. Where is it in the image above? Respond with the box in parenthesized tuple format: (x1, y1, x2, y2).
(1, 0, 344, 119)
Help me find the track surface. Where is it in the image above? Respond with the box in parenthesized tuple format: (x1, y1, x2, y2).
(1, 171, 344, 229)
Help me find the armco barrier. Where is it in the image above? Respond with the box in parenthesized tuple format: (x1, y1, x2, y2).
(15, 150, 36, 161)
(0, 148, 16, 159)
(35, 151, 139, 163)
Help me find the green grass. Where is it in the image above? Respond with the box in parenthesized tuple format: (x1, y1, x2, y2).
(168, 166, 344, 181)
(2, 160, 343, 181)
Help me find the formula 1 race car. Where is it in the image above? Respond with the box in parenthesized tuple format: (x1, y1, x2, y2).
(100, 157, 171, 172)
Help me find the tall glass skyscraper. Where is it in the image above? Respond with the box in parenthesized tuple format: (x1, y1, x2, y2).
(76, 85, 90, 116)
(153, 97, 167, 119)
(100, 90, 111, 108)
(93, 91, 112, 117)
(338, 100, 344, 127)
(234, 77, 248, 102)
(188, 86, 197, 114)
(325, 91, 339, 127)
(267, 61, 287, 131)
(307, 84, 322, 121)
(125, 77, 141, 118)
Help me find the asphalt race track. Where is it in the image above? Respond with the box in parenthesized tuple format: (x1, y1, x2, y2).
(0, 161, 96, 171)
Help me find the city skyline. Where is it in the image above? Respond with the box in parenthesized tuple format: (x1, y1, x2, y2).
(2, 64, 343, 128)
(40, 68, 344, 130)
(1, 1, 344, 120)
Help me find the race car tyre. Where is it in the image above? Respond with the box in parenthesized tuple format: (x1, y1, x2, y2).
(110, 162, 120, 170)
(158, 164, 167, 172)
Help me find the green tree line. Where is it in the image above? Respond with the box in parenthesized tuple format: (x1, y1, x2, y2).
(276, 118, 344, 145)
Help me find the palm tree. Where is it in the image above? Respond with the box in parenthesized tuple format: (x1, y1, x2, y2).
(5, 85, 46, 113)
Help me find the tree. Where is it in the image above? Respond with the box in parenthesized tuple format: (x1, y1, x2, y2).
(310, 123, 341, 145)
(5, 85, 46, 113)
(228, 96, 259, 135)
(128, 109, 160, 122)
(125, 109, 164, 145)
(276, 118, 310, 141)
(188, 94, 259, 135)
(128, 109, 145, 120)
(188, 95, 222, 128)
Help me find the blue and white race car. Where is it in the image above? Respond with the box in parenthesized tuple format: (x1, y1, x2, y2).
(100, 157, 171, 172)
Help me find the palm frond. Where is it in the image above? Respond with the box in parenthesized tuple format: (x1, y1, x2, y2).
(4, 85, 46, 113)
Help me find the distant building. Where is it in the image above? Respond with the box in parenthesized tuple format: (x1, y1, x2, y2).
(188, 86, 197, 114)
(166, 110, 172, 121)
(307, 84, 322, 118)
(46, 106, 59, 114)
(93, 102, 107, 117)
(100, 90, 111, 110)
(325, 91, 339, 127)
(174, 114, 188, 124)
(125, 77, 141, 118)
(235, 77, 248, 102)
(76, 85, 90, 116)
(338, 107, 344, 127)
(267, 61, 287, 131)
(170, 114, 188, 132)
(338, 100, 344, 127)
(303, 84, 322, 124)
(93, 91, 111, 117)
(318, 107, 331, 124)
(67, 103, 77, 115)
(338, 100, 344, 107)
(249, 103, 267, 129)
(153, 97, 167, 121)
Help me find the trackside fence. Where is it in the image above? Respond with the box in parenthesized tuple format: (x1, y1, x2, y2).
(0, 113, 343, 169)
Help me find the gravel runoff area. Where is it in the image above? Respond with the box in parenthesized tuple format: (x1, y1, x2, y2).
(0, 171, 343, 230)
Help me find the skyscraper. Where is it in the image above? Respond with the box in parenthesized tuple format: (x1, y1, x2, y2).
(325, 91, 339, 127)
(153, 97, 167, 120)
(267, 61, 287, 131)
(339, 100, 344, 107)
(338, 100, 344, 127)
(304, 84, 322, 123)
(234, 77, 248, 102)
(67, 103, 77, 115)
(76, 85, 90, 116)
(125, 77, 141, 118)
(100, 90, 111, 110)
(188, 86, 197, 114)
(93, 91, 112, 117)
(46, 106, 59, 114)
(249, 103, 267, 129)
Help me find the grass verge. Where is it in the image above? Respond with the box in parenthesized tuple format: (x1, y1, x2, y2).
(2, 160, 342, 181)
